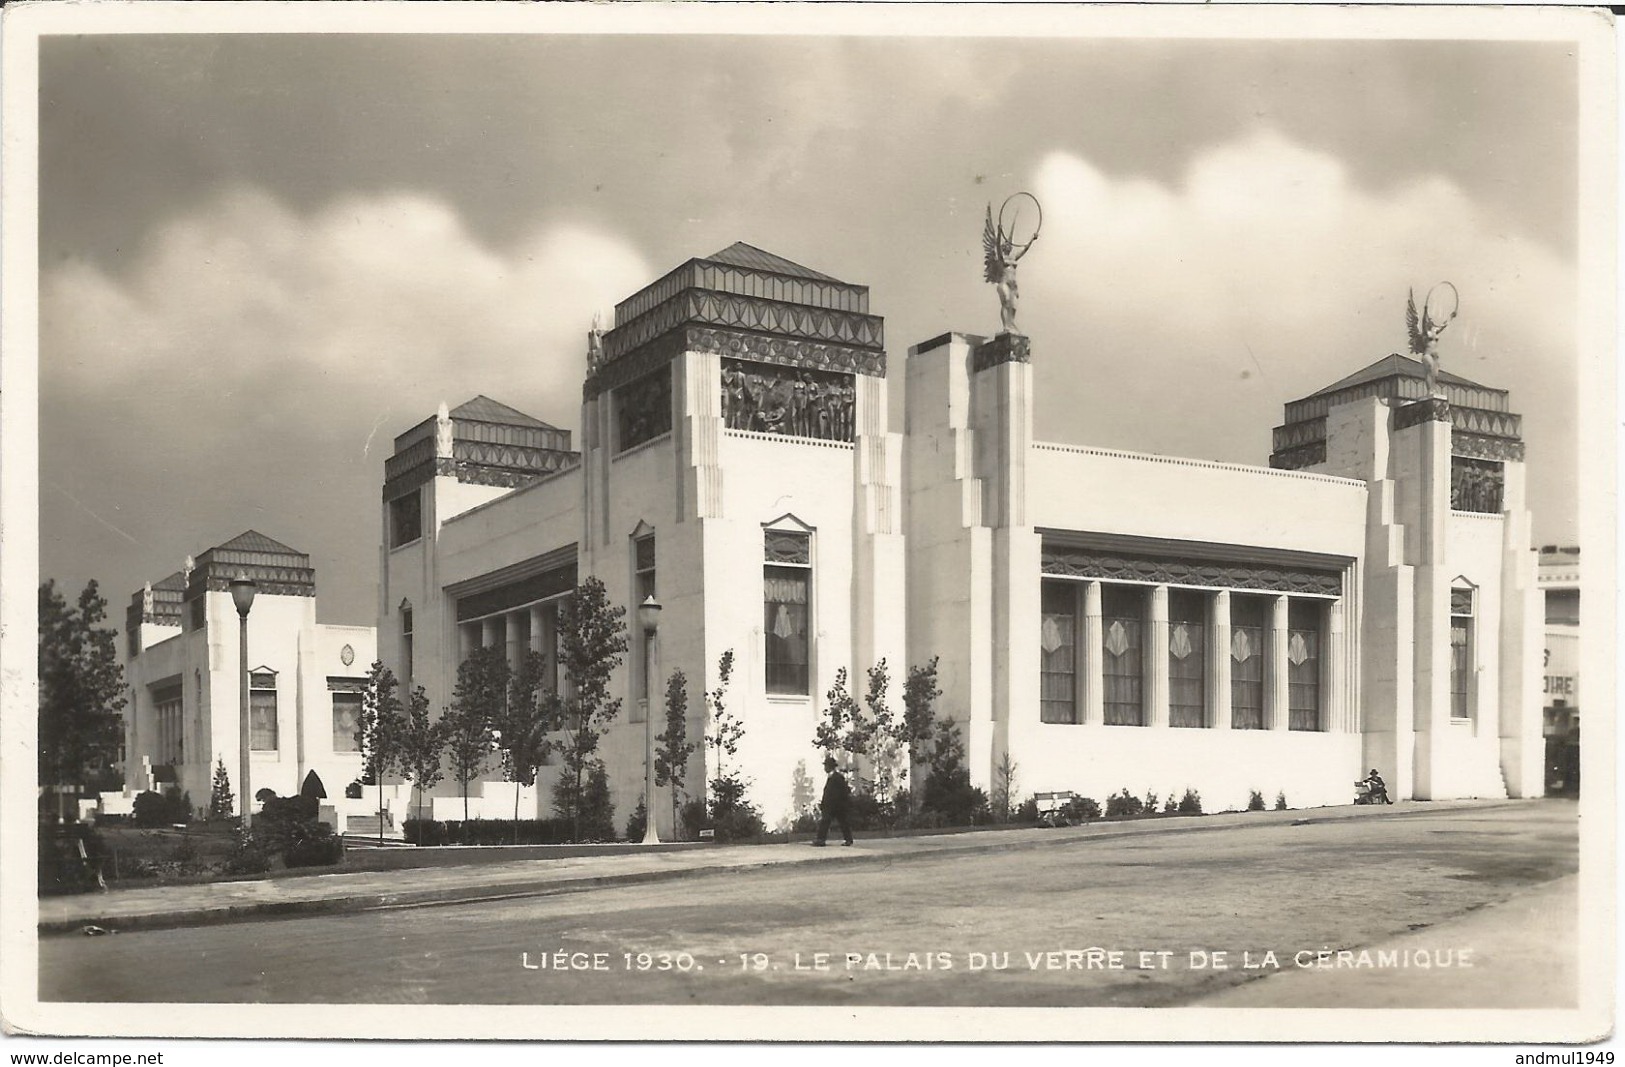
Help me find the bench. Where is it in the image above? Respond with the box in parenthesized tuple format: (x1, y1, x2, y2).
(1033, 791, 1077, 827)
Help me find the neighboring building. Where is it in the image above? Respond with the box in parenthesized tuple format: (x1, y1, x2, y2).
(379, 242, 1545, 835)
(1538, 545, 1581, 794)
(121, 532, 377, 817)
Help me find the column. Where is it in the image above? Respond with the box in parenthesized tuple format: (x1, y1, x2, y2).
(1268, 595, 1290, 731)
(529, 604, 545, 654)
(505, 611, 523, 672)
(458, 621, 477, 663)
(1210, 590, 1232, 730)
(1081, 581, 1104, 725)
(482, 616, 502, 652)
(1324, 600, 1346, 732)
(1147, 585, 1169, 728)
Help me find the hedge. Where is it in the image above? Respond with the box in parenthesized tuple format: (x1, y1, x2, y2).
(402, 818, 595, 846)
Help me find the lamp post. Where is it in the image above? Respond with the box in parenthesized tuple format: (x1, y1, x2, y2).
(637, 594, 662, 845)
(229, 573, 258, 832)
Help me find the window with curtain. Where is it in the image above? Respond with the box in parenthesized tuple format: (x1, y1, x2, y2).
(1040, 581, 1078, 724)
(332, 692, 363, 753)
(1287, 600, 1323, 731)
(1451, 587, 1474, 720)
(1101, 584, 1145, 726)
(1230, 595, 1267, 730)
(250, 673, 279, 751)
(764, 530, 811, 695)
(1168, 590, 1207, 728)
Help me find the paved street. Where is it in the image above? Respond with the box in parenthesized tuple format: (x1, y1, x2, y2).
(39, 801, 1576, 1008)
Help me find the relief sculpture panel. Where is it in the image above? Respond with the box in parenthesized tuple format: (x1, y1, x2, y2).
(721, 358, 855, 442)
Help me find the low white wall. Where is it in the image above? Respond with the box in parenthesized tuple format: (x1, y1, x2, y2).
(1007, 722, 1364, 813)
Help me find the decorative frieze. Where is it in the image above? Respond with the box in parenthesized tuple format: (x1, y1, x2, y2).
(1268, 441, 1327, 471)
(1394, 396, 1450, 430)
(605, 290, 883, 362)
(1451, 430, 1526, 462)
(972, 332, 1031, 373)
(1450, 456, 1504, 514)
(1041, 545, 1343, 597)
(722, 358, 854, 441)
(586, 324, 885, 399)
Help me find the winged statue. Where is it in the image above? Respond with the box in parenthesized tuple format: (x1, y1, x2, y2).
(983, 194, 1041, 335)
(1406, 282, 1458, 398)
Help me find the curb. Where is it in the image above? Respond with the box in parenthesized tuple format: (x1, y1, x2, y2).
(39, 799, 1531, 936)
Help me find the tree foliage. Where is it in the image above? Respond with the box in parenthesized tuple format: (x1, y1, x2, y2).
(705, 649, 748, 812)
(396, 685, 445, 821)
(358, 660, 405, 842)
(208, 757, 235, 820)
(496, 648, 554, 836)
(38, 580, 126, 790)
(654, 669, 696, 839)
(545, 577, 628, 841)
(445, 644, 508, 824)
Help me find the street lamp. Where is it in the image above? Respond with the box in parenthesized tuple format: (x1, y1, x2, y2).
(229, 572, 258, 833)
(637, 594, 662, 845)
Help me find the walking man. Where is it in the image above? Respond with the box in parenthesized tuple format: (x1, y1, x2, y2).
(812, 755, 853, 846)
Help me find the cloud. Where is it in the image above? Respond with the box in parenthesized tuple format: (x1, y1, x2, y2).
(43, 186, 652, 431)
(1019, 130, 1576, 539)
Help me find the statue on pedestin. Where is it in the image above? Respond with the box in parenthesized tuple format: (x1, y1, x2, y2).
(721, 359, 855, 442)
(1407, 282, 1459, 398)
(983, 192, 1042, 335)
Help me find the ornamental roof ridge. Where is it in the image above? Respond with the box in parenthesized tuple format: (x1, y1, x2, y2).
(704, 242, 844, 284)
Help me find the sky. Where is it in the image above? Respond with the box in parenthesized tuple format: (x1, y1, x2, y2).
(36, 26, 1585, 631)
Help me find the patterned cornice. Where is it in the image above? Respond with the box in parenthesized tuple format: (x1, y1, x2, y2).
(1268, 441, 1327, 471)
(1394, 397, 1451, 430)
(192, 567, 316, 599)
(615, 259, 869, 324)
(972, 333, 1031, 373)
(383, 457, 457, 501)
(1271, 417, 1327, 453)
(1284, 373, 1508, 424)
(1450, 406, 1521, 440)
(605, 289, 883, 362)
(586, 324, 886, 399)
(1042, 545, 1343, 597)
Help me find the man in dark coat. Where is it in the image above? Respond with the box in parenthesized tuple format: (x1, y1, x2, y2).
(812, 755, 853, 846)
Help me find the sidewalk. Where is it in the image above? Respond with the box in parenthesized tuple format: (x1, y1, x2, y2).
(37, 798, 1521, 935)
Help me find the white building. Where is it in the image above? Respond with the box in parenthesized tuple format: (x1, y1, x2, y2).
(1537, 545, 1581, 794)
(121, 532, 377, 817)
(379, 242, 1544, 835)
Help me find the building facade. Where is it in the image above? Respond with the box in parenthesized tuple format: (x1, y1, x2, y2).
(379, 242, 1545, 835)
(1538, 545, 1581, 794)
(121, 532, 377, 816)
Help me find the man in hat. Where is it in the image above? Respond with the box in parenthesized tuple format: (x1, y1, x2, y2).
(812, 755, 853, 846)
(1364, 768, 1393, 805)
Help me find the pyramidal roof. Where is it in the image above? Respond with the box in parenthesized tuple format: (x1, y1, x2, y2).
(452, 395, 558, 431)
(214, 530, 305, 556)
(705, 241, 842, 283)
(1310, 353, 1495, 399)
(153, 571, 186, 591)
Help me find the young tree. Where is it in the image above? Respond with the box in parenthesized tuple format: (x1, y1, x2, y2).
(654, 669, 696, 839)
(813, 666, 859, 761)
(358, 660, 405, 844)
(858, 660, 903, 800)
(496, 648, 554, 840)
(445, 645, 508, 826)
(896, 657, 942, 813)
(396, 685, 446, 824)
(705, 650, 745, 813)
(208, 756, 235, 820)
(545, 577, 628, 842)
(38, 580, 127, 807)
(789, 759, 817, 824)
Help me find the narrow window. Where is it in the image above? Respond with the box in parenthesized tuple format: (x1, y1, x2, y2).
(1101, 584, 1145, 726)
(250, 670, 279, 751)
(400, 604, 414, 689)
(1230, 595, 1267, 730)
(764, 530, 811, 696)
(1451, 587, 1475, 720)
(1287, 601, 1323, 731)
(632, 532, 657, 719)
(1168, 590, 1207, 728)
(1039, 580, 1078, 724)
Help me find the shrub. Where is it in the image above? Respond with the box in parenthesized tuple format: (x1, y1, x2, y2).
(403, 818, 581, 846)
(1015, 796, 1040, 824)
(1177, 788, 1203, 815)
(1106, 788, 1144, 818)
(344, 780, 364, 800)
(1274, 791, 1289, 811)
(285, 828, 344, 868)
(1248, 790, 1266, 812)
(1162, 792, 1178, 815)
(625, 798, 648, 843)
(223, 828, 272, 876)
(1064, 795, 1102, 821)
(1143, 789, 1159, 814)
(711, 804, 766, 843)
(132, 787, 191, 827)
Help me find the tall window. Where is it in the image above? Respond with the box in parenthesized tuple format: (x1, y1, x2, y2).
(250, 670, 279, 751)
(1101, 584, 1145, 726)
(1287, 601, 1323, 731)
(188, 596, 206, 632)
(390, 490, 423, 548)
(1451, 587, 1475, 720)
(153, 682, 183, 764)
(1168, 590, 1207, 728)
(1230, 596, 1267, 730)
(632, 532, 657, 719)
(400, 602, 414, 688)
(764, 529, 811, 695)
(1040, 581, 1078, 724)
(332, 691, 363, 753)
